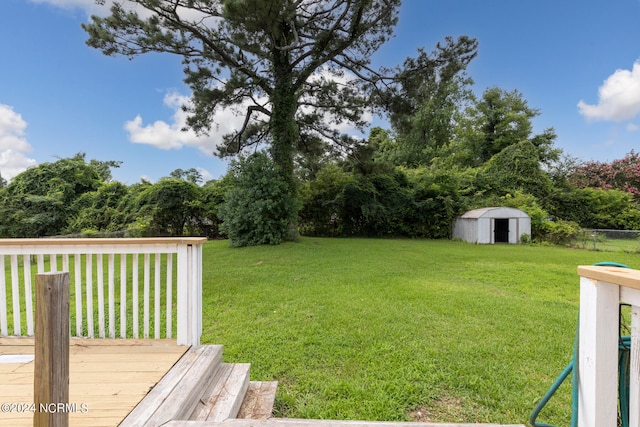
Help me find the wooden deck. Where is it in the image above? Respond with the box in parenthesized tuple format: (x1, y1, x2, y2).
(0, 337, 188, 426)
(0, 337, 523, 427)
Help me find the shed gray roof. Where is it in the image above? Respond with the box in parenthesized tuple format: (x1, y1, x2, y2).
(460, 207, 529, 219)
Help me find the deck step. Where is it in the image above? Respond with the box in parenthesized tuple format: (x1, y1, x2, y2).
(120, 345, 223, 427)
(164, 418, 527, 427)
(237, 381, 278, 420)
(190, 363, 252, 422)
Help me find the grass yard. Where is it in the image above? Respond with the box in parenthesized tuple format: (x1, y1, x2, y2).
(200, 238, 640, 425)
(593, 237, 640, 253)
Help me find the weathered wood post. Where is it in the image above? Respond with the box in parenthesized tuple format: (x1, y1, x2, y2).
(34, 272, 70, 427)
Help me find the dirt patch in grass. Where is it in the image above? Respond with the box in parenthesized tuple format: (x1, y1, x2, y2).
(408, 393, 473, 423)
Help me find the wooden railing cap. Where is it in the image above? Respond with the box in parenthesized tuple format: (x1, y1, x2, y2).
(0, 237, 208, 246)
(578, 265, 640, 291)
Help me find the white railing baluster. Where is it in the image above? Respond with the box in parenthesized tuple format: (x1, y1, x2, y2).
(22, 254, 34, 336)
(23, 255, 33, 336)
(132, 254, 139, 339)
(86, 254, 94, 338)
(74, 253, 83, 336)
(108, 253, 115, 339)
(10, 255, 20, 335)
(144, 253, 150, 339)
(177, 245, 187, 345)
(166, 253, 173, 339)
(97, 254, 105, 338)
(154, 253, 161, 339)
(195, 244, 202, 345)
(49, 254, 56, 272)
(0, 256, 7, 336)
(120, 254, 127, 338)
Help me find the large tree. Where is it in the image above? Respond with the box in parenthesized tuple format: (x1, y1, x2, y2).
(454, 87, 560, 168)
(0, 153, 116, 237)
(83, 0, 404, 240)
(374, 36, 478, 167)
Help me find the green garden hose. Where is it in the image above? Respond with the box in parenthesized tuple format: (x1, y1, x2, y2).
(529, 261, 631, 427)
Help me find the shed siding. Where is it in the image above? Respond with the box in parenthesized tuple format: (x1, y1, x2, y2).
(452, 218, 478, 243)
(478, 217, 491, 244)
(452, 207, 531, 244)
(508, 218, 518, 244)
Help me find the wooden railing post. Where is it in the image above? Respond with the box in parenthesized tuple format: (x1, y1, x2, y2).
(577, 275, 619, 427)
(577, 265, 640, 427)
(34, 272, 70, 427)
(176, 243, 202, 346)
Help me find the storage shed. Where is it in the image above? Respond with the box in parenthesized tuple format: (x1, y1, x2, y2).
(452, 207, 531, 244)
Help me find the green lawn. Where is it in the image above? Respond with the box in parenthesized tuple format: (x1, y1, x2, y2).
(200, 238, 640, 425)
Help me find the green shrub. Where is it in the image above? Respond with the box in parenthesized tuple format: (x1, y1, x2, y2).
(299, 164, 353, 236)
(299, 166, 465, 238)
(544, 219, 580, 246)
(220, 153, 300, 247)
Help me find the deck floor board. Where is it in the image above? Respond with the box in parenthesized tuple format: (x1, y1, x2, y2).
(0, 337, 187, 427)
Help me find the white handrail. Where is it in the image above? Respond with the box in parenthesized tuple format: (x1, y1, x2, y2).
(577, 265, 640, 427)
(0, 237, 206, 346)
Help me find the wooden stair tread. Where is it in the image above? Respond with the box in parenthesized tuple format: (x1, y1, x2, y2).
(237, 381, 278, 420)
(120, 345, 223, 427)
(190, 363, 251, 422)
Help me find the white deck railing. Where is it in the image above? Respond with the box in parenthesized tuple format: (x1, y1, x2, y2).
(0, 237, 206, 346)
(578, 265, 640, 427)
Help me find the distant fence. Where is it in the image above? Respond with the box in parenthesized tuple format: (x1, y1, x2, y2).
(577, 229, 640, 252)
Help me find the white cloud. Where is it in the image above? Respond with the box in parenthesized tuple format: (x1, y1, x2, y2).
(628, 123, 639, 132)
(29, 0, 215, 22)
(125, 91, 257, 155)
(578, 61, 640, 122)
(28, 0, 113, 16)
(0, 105, 37, 181)
(196, 167, 214, 183)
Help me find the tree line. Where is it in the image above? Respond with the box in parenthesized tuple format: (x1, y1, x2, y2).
(2, 87, 640, 246)
(0, 155, 224, 239)
(3, 1, 639, 245)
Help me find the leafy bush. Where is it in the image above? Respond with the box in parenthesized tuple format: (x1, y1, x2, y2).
(299, 164, 353, 236)
(135, 178, 202, 236)
(299, 166, 465, 238)
(220, 153, 300, 247)
(577, 188, 640, 229)
(481, 141, 552, 198)
(571, 150, 640, 198)
(543, 219, 580, 246)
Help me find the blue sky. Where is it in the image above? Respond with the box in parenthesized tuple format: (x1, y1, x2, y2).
(1, 0, 640, 184)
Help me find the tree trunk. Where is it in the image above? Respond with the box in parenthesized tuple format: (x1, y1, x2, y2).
(270, 87, 298, 194)
(270, 50, 300, 240)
